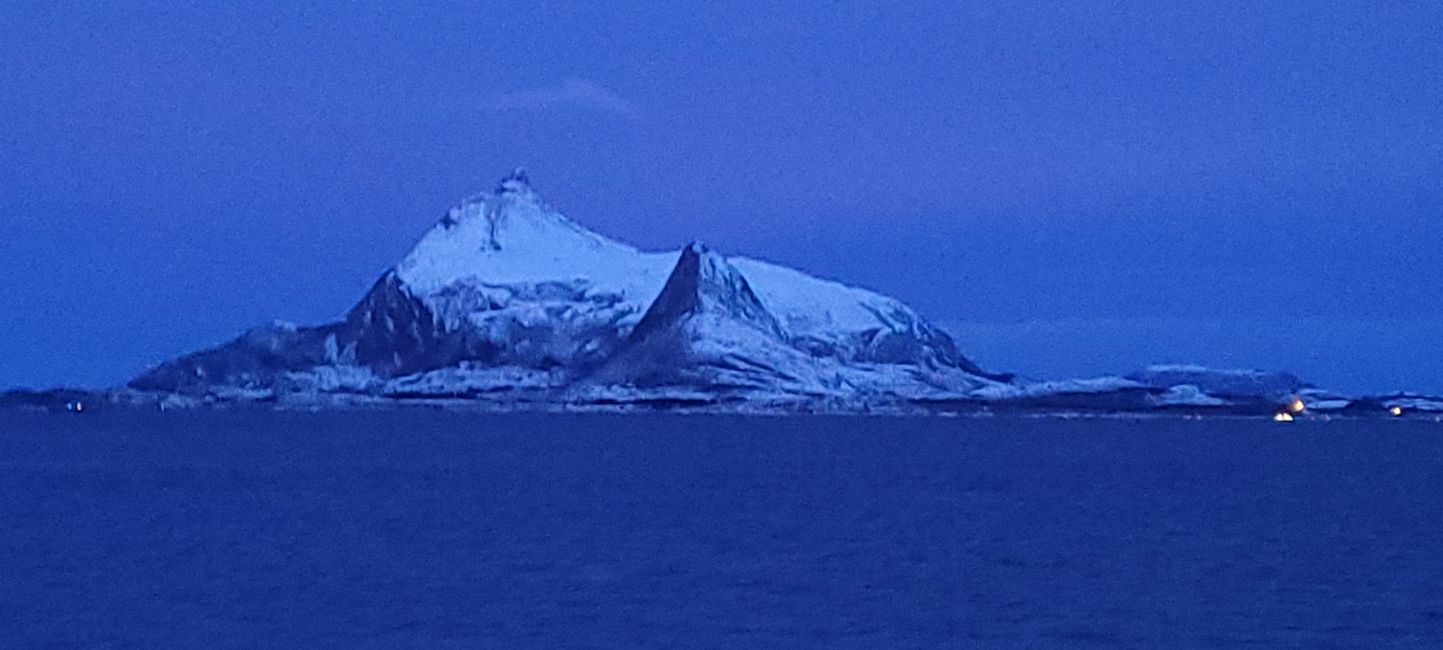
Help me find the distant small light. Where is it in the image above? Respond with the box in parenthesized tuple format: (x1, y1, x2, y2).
(1389, 406, 1404, 417)
(66, 401, 85, 413)
(1288, 398, 1306, 414)
(1273, 411, 1294, 422)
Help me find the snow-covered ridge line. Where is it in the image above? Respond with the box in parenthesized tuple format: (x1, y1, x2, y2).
(129, 171, 1004, 406)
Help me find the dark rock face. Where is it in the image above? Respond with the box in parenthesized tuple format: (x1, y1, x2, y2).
(594, 244, 796, 390)
(338, 271, 450, 375)
(130, 272, 445, 393)
(128, 274, 638, 393)
(628, 243, 782, 344)
(129, 323, 338, 394)
(129, 273, 441, 393)
(858, 319, 979, 372)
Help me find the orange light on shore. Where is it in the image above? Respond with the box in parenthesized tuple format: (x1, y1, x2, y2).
(1389, 406, 1404, 417)
(1288, 398, 1306, 414)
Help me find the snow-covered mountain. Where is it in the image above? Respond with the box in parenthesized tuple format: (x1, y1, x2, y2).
(131, 171, 1007, 407)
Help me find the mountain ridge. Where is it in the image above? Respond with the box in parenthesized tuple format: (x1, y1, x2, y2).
(131, 172, 1003, 406)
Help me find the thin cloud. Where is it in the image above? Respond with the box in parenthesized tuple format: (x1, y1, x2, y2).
(479, 79, 638, 117)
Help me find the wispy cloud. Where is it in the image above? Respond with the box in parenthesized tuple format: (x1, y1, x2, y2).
(478, 79, 638, 117)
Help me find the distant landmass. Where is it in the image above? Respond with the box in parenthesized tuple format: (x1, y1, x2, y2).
(7, 172, 1439, 418)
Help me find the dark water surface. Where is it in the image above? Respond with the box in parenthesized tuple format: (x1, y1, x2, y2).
(3, 412, 1441, 648)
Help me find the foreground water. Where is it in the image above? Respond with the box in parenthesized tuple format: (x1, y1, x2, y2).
(2, 412, 1441, 648)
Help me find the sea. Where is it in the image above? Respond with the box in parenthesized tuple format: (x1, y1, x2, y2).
(3, 411, 1441, 648)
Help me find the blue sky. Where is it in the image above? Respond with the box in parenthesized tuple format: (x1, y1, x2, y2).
(2, 1, 1440, 392)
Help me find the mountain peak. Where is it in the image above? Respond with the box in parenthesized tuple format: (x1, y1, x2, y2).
(395, 171, 650, 295)
(628, 243, 783, 342)
(496, 167, 532, 195)
(442, 168, 541, 227)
